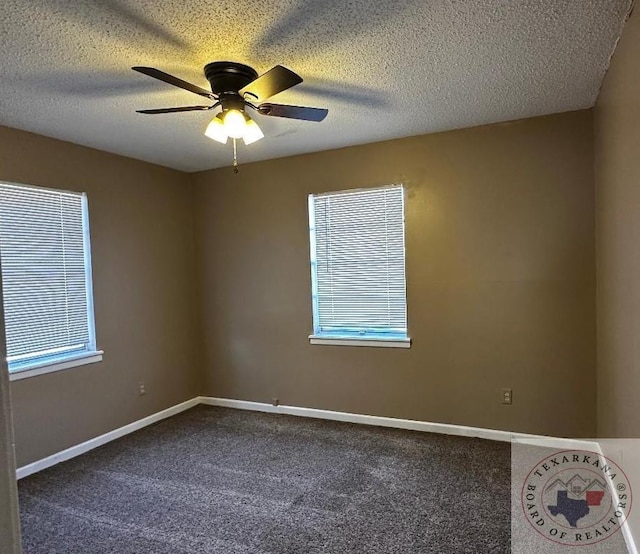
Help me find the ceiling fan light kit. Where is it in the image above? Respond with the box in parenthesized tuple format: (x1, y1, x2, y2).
(132, 61, 327, 171)
(204, 111, 264, 145)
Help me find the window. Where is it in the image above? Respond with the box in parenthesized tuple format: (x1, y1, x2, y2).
(0, 182, 102, 380)
(308, 184, 409, 348)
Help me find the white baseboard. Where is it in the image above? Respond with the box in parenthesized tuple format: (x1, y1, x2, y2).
(16, 398, 199, 479)
(16, 395, 597, 476)
(197, 396, 599, 451)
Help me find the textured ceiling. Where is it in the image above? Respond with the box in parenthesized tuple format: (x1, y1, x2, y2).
(0, 0, 633, 172)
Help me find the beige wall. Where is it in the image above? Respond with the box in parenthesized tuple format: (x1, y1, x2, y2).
(0, 126, 201, 466)
(595, 8, 640, 437)
(193, 110, 596, 438)
(0, 104, 600, 470)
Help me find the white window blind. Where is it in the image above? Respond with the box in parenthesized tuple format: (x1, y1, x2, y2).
(0, 182, 97, 372)
(308, 184, 408, 340)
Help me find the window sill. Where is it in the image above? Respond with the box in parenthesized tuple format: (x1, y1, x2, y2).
(309, 336, 411, 348)
(8, 351, 104, 382)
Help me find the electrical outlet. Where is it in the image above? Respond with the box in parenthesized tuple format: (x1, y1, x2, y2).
(138, 381, 146, 396)
(502, 388, 512, 405)
(271, 397, 280, 406)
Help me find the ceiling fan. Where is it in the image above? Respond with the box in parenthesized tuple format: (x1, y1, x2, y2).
(132, 62, 328, 148)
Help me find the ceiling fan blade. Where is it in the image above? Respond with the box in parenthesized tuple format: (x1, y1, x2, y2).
(257, 103, 328, 122)
(136, 106, 212, 114)
(132, 66, 213, 99)
(239, 65, 302, 102)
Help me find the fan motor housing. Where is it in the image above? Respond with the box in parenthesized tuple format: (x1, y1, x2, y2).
(204, 62, 258, 95)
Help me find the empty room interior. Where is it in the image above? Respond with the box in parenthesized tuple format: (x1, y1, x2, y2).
(1, 1, 640, 553)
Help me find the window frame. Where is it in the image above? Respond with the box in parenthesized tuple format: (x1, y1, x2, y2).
(307, 184, 411, 348)
(0, 181, 103, 381)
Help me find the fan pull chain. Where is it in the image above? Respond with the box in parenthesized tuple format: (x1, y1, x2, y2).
(232, 138, 239, 174)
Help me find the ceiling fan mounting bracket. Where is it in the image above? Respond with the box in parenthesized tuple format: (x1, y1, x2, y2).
(204, 61, 258, 96)
(217, 92, 245, 113)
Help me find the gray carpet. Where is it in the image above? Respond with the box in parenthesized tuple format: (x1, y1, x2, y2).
(19, 405, 510, 553)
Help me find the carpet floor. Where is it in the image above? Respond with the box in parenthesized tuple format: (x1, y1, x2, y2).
(19, 405, 510, 553)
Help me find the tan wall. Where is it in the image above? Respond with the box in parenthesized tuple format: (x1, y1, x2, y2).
(193, 110, 596, 438)
(0, 126, 201, 466)
(595, 8, 640, 437)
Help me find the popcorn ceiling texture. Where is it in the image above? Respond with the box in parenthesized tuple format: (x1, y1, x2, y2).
(0, 0, 633, 171)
